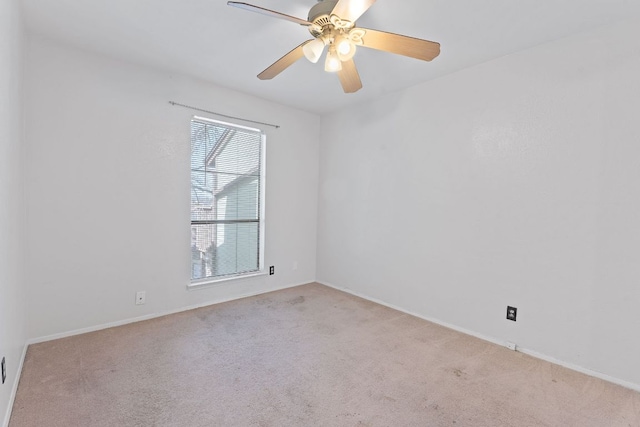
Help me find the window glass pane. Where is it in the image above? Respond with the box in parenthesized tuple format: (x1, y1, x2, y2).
(190, 119, 263, 282)
(190, 223, 259, 279)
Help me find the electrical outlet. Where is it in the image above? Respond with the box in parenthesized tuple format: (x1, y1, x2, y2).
(507, 306, 517, 322)
(269, 266, 274, 275)
(135, 291, 146, 305)
(506, 342, 517, 351)
(1, 356, 6, 384)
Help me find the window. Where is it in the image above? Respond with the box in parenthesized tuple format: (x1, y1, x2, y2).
(190, 117, 265, 283)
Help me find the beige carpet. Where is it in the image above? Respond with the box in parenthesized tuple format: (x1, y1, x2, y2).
(10, 283, 640, 426)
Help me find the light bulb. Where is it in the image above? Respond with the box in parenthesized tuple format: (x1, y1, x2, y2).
(324, 47, 342, 72)
(336, 37, 351, 55)
(303, 38, 326, 64)
(335, 36, 356, 61)
(337, 39, 350, 55)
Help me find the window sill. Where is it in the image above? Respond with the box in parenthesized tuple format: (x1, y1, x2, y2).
(188, 270, 268, 290)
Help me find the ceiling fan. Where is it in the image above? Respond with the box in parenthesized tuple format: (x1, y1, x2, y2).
(227, 0, 440, 93)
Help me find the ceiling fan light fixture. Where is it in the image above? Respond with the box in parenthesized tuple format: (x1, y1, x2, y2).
(303, 38, 326, 64)
(324, 46, 342, 73)
(228, 0, 441, 94)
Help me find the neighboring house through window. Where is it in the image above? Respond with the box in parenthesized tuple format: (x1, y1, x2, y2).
(190, 117, 265, 283)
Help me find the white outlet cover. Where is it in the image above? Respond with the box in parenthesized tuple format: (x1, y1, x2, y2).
(506, 342, 517, 351)
(135, 291, 146, 305)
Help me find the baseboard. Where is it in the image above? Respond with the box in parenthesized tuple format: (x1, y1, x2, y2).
(29, 281, 311, 345)
(2, 343, 28, 427)
(516, 347, 640, 392)
(318, 280, 640, 393)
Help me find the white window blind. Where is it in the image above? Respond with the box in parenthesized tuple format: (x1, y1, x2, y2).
(190, 117, 264, 282)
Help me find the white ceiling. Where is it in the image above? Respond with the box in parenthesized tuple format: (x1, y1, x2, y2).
(22, 0, 640, 114)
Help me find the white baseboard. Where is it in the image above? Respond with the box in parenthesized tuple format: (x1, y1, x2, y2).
(3, 343, 28, 427)
(29, 281, 310, 345)
(318, 280, 640, 393)
(517, 347, 640, 392)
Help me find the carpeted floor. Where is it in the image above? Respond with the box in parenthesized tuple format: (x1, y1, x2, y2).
(10, 283, 640, 426)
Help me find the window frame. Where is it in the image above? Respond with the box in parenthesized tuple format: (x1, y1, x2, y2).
(188, 116, 266, 288)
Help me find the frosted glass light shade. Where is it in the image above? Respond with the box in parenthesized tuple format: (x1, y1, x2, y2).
(303, 38, 326, 64)
(324, 47, 342, 72)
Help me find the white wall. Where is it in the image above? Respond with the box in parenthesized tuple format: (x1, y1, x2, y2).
(0, 0, 26, 424)
(317, 18, 640, 388)
(24, 37, 320, 339)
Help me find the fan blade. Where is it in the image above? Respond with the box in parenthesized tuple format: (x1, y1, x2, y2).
(258, 41, 311, 80)
(337, 59, 363, 93)
(331, 0, 376, 23)
(360, 28, 440, 61)
(227, 2, 311, 26)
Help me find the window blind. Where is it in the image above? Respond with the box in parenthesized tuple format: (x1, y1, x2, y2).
(190, 118, 264, 281)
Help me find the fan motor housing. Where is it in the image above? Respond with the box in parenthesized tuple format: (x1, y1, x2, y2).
(308, 0, 338, 25)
